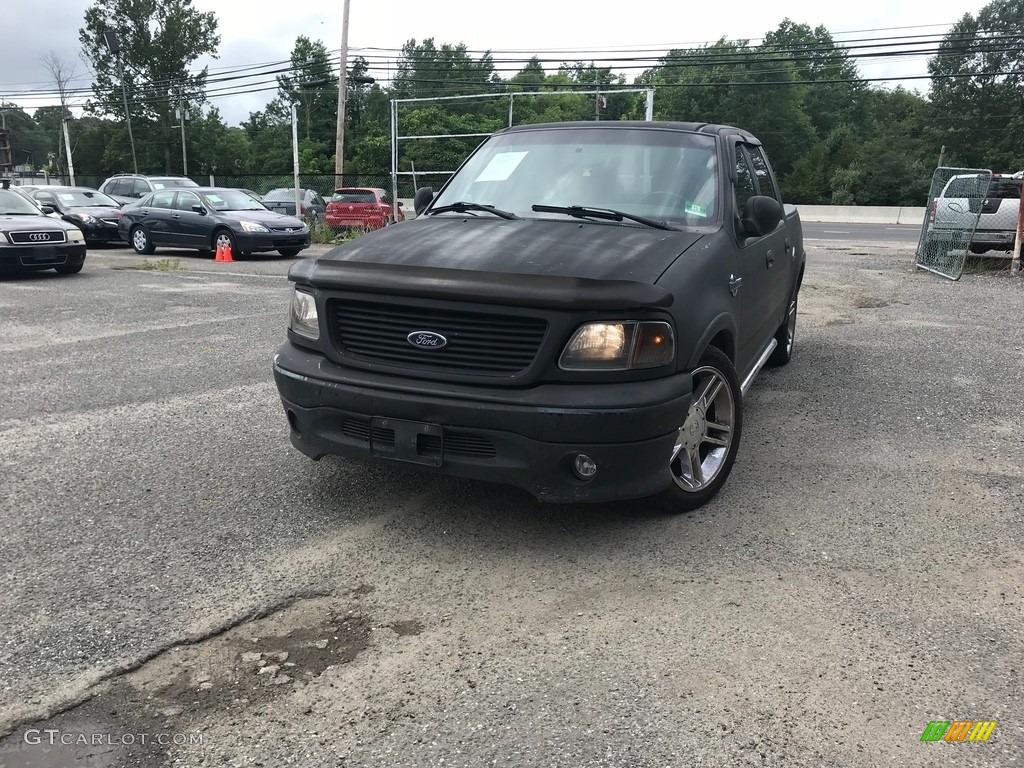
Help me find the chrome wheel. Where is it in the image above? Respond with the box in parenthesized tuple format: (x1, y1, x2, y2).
(671, 364, 736, 492)
(215, 232, 233, 249)
(785, 297, 797, 355)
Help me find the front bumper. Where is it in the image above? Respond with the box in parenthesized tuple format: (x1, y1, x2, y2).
(235, 230, 311, 253)
(273, 342, 693, 503)
(0, 244, 86, 271)
(79, 221, 120, 243)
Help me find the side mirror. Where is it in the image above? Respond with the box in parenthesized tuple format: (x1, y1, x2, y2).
(739, 195, 783, 238)
(413, 186, 434, 216)
(192, 205, 206, 215)
(40, 205, 55, 215)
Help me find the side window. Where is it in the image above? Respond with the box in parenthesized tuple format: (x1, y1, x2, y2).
(747, 146, 780, 203)
(35, 192, 56, 205)
(149, 190, 176, 208)
(133, 179, 151, 198)
(110, 179, 130, 197)
(734, 146, 757, 217)
(175, 192, 201, 211)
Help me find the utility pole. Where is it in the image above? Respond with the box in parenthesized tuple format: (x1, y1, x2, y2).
(176, 94, 188, 176)
(333, 0, 351, 188)
(62, 116, 75, 186)
(292, 101, 301, 221)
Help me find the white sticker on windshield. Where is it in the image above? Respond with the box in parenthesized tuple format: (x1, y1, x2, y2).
(476, 151, 528, 182)
(58, 194, 76, 202)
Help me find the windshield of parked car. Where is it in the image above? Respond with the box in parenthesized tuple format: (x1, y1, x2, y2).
(332, 189, 376, 203)
(151, 178, 198, 189)
(432, 127, 720, 226)
(201, 190, 267, 212)
(262, 189, 302, 202)
(0, 189, 47, 216)
(49, 190, 120, 208)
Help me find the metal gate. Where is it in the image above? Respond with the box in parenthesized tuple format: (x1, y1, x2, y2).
(916, 167, 992, 280)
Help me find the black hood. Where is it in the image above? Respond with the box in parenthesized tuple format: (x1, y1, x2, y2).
(321, 216, 704, 283)
(0, 215, 75, 233)
(65, 206, 120, 219)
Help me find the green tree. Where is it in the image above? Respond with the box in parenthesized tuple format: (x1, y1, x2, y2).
(79, 0, 220, 172)
(928, 0, 1024, 170)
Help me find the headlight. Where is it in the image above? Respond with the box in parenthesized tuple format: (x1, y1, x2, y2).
(559, 321, 674, 371)
(289, 288, 319, 340)
(240, 221, 269, 233)
(73, 214, 97, 225)
(65, 228, 85, 242)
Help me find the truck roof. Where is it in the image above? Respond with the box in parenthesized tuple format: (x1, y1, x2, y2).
(498, 120, 762, 144)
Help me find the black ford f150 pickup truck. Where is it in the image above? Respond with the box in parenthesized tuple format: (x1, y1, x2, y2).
(273, 121, 804, 511)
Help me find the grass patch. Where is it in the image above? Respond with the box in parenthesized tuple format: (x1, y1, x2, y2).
(309, 219, 369, 245)
(133, 257, 184, 272)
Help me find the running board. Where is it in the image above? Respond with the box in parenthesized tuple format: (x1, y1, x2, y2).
(740, 339, 777, 396)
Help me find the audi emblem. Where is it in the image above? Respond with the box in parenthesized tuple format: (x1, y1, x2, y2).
(29, 232, 52, 242)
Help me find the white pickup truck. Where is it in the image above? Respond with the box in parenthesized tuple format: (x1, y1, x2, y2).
(931, 171, 1022, 254)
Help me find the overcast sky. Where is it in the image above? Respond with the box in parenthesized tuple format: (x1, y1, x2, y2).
(0, 0, 989, 126)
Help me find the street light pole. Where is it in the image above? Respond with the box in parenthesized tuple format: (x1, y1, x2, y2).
(291, 101, 301, 221)
(177, 95, 188, 176)
(103, 30, 138, 173)
(333, 0, 351, 188)
(62, 116, 76, 186)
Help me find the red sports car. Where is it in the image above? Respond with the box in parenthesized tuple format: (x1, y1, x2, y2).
(325, 187, 404, 231)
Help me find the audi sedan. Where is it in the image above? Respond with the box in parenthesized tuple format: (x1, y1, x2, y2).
(0, 185, 87, 274)
(117, 187, 311, 258)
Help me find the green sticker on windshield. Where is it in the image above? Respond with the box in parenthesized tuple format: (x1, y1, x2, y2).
(684, 201, 708, 217)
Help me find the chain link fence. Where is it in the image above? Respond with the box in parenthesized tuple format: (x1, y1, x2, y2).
(916, 167, 993, 280)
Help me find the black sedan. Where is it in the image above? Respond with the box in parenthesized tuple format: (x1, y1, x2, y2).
(30, 186, 123, 245)
(117, 187, 311, 258)
(0, 185, 88, 274)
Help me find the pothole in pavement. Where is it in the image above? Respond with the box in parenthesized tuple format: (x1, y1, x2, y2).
(0, 591, 376, 768)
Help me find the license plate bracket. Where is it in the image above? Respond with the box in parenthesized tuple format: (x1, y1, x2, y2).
(369, 418, 443, 467)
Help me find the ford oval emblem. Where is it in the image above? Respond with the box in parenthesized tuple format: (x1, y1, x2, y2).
(407, 330, 448, 349)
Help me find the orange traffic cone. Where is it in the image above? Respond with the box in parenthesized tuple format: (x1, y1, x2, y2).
(214, 242, 223, 261)
(221, 240, 234, 262)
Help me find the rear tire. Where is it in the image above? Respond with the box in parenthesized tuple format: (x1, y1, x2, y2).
(650, 346, 743, 513)
(55, 262, 84, 274)
(278, 248, 302, 257)
(768, 284, 799, 366)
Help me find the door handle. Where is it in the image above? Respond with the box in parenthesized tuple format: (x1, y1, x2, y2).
(171, 214, 181, 219)
(766, 249, 775, 268)
(728, 274, 743, 296)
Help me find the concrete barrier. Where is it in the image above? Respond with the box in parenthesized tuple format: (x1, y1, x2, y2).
(797, 205, 927, 225)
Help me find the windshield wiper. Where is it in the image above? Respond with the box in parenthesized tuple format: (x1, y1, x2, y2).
(427, 201, 519, 220)
(531, 204, 678, 231)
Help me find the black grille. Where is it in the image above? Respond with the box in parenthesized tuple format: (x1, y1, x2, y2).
(341, 418, 496, 458)
(331, 300, 547, 375)
(9, 230, 66, 245)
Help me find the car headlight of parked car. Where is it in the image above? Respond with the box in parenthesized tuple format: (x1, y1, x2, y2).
(71, 214, 97, 226)
(240, 221, 270, 233)
(66, 228, 85, 243)
(289, 288, 319, 340)
(559, 321, 674, 371)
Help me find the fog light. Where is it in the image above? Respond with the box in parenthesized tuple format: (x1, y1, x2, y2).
(572, 453, 598, 480)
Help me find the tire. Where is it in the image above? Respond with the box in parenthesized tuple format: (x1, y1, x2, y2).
(768, 283, 799, 366)
(278, 248, 302, 257)
(130, 225, 155, 255)
(212, 228, 241, 259)
(55, 262, 84, 274)
(651, 346, 743, 513)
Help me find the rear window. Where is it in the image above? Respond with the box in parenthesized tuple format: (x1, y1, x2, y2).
(151, 178, 198, 189)
(989, 179, 1023, 199)
(332, 189, 376, 203)
(262, 189, 300, 202)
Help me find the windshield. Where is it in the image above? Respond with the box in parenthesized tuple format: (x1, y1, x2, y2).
(262, 189, 300, 202)
(332, 189, 376, 203)
(151, 179, 198, 189)
(202, 190, 267, 212)
(0, 189, 47, 216)
(432, 127, 720, 225)
(51, 189, 119, 208)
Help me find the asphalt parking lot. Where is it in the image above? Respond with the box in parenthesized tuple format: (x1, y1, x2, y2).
(1, 241, 1022, 768)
